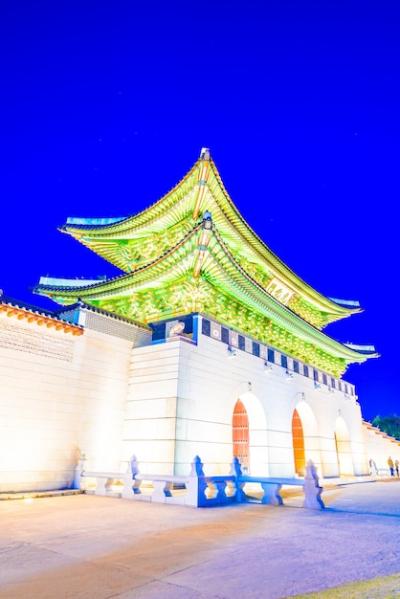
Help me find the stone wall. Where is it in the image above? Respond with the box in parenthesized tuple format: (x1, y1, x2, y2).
(122, 341, 180, 475)
(0, 307, 386, 492)
(363, 424, 400, 473)
(0, 308, 150, 492)
(124, 315, 369, 479)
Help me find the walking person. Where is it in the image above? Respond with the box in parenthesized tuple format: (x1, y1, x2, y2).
(388, 456, 395, 477)
(395, 459, 399, 477)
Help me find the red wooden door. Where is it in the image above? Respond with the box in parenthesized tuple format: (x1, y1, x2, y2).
(292, 409, 305, 476)
(232, 400, 249, 469)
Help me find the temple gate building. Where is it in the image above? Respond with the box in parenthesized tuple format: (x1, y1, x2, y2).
(0, 149, 398, 492)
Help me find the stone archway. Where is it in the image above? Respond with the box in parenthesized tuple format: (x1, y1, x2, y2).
(292, 409, 305, 476)
(335, 415, 354, 476)
(232, 391, 268, 475)
(292, 401, 321, 475)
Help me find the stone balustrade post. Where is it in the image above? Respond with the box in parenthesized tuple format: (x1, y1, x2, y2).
(122, 472, 135, 499)
(216, 479, 228, 502)
(185, 456, 205, 507)
(230, 457, 245, 502)
(73, 453, 87, 490)
(303, 460, 325, 509)
(230, 456, 243, 478)
(151, 480, 172, 501)
(122, 454, 141, 498)
(95, 477, 110, 496)
(190, 455, 205, 477)
(260, 483, 283, 505)
(152, 480, 165, 501)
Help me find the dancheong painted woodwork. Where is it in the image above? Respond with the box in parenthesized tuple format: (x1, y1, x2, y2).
(35, 148, 377, 377)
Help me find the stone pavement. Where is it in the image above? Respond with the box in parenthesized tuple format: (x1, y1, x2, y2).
(1, 481, 400, 598)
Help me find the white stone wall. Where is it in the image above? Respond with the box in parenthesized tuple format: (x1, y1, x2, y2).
(122, 342, 180, 475)
(176, 326, 368, 478)
(0, 311, 148, 492)
(363, 426, 400, 473)
(1, 308, 389, 492)
(74, 329, 133, 474)
(124, 317, 369, 479)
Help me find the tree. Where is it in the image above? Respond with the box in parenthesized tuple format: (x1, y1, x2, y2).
(372, 415, 400, 440)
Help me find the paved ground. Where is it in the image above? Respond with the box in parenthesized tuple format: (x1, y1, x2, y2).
(1, 481, 400, 598)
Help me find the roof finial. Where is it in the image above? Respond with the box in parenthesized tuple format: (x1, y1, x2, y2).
(200, 147, 210, 161)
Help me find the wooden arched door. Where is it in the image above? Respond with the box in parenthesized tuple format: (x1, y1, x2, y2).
(292, 409, 306, 476)
(232, 399, 249, 470)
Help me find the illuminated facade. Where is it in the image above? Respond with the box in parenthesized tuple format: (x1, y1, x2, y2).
(1, 149, 397, 493)
(36, 148, 374, 378)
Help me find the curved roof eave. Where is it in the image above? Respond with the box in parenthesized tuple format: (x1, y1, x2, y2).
(61, 159, 200, 234)
(206, 159, 361, 318)
(60, 151, 360, 321)
(35, 221, 377, 363)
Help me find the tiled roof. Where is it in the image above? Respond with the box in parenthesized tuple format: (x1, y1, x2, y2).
(0, 292, 83, 335)
(56, 301, 150, 330)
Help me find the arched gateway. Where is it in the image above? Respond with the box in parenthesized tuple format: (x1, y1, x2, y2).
(232, 399, 249, 470)
(291, 401, 321, 476)
(231, 391, 268, 475)
(292, 409, 306, 476)
(335, 415, 354, 476)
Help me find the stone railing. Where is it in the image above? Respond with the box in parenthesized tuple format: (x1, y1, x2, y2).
(77, 456, 324, 510)
(78, 470, 137, 499)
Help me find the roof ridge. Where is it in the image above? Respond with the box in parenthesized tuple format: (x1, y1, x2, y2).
(61, 158, 201, 234)
(56, 301, 151, 329)
(207, 159, 362, 317)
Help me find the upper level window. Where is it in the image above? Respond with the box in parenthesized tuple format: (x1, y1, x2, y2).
(267, 348, 275, 364)
(238, 335, 245, 351)
(303, 365, 309, 378)
(252, 342, 260, 357)
(281, 355, 288, 369)
(331, 378, 336, 389)
(322, 374, 328, 386)
(221, 327, 229, 344)
(293, 360, 299, 374)
(202, 318, 211, 337)
(313, 369, 319, 382)
(338, 381, 342, 392)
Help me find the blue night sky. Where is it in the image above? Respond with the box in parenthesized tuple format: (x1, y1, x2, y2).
(1, 2, 398, 420)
